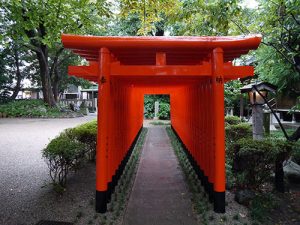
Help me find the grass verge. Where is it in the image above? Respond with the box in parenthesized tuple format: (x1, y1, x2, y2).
(149, 121, 171, 126)
(84, 128, 148, 225)
(166, 126, 212, 224)
(166, 126, 252, 225)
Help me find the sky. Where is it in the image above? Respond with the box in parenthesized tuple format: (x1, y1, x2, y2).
(242, 0, 259, 9)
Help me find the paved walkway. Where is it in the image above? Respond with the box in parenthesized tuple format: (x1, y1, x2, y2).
(122, 127, 197, 225)
(0, 115, 96, 225)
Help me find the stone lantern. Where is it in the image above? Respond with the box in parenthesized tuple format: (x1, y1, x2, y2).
(240, 81, 277, 140)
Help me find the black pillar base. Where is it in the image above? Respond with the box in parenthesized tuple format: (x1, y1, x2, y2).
(95, 126, 143, 213)
(111, 174, 117, 192)
(96, 190, 107, 213)
(214, 191, 225, 213)
(208, 182, 214, 203)
(107, 182, 112, 202)
(203, 176, 209, 193)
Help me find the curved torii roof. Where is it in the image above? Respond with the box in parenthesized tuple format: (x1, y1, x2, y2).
(62, 34, 261, 65)
(61, 34, 262, 83)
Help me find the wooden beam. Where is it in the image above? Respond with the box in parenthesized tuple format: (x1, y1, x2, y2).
(223, 63, 254, 79)
(110, 63, 211, 76)
(156, 52, 166, 66)
(68, 61, 253, 82)
(68, 63, 99, 80)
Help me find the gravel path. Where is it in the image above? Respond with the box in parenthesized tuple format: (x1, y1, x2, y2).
(0, 115, 96, 225)
(122, 127, 197, 225)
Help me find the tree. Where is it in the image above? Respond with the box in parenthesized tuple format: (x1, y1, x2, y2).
(0, 42, 32, 102)
(1, 0, 110, 106)
(229, 1, 300, 96)
(119, 0, 180, 36)
(171, 0, 242, 36)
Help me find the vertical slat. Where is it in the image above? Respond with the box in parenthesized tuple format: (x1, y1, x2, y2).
(96, 47, 111, 213)
(212, 47, 225, 213)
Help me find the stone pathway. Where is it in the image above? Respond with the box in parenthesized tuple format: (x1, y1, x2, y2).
(0, 116, 96, 225)
(122, 127, 197, 225)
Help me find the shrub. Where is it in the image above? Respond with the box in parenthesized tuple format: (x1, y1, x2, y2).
(144, 95, 170, 119)
(66, 120, 97, 160)
(225, 115, 241, 125)
(250, 193, 279, 223)
(231, 138, 293, 190)
(158, 102, 170, 120)
(42, 133, 86, 188)
(226, 123, 252, 161)
(0, 99, 76, 118)
(226, 123, 252, 144)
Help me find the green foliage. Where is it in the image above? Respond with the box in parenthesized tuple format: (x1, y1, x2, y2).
(250, 193, 279, 223)
(144, 95, 155, 119)
(0, 99, 57, 117)
(119, 0, 180, 35)
(251, 0, 300, 95)
(43, 120, 97, 189)
(0, 0, 111, 106)
(225, 115, 241, 125)
(0, 99, 81, 117)
(42, 133, 86, 187)
(224, 80, 243, 109)
(231, 138, 294, 190)
(0, 43, 30, 102)
(225, 123, 252, 145)
(144, 95, 170, 119)
(172, 0, 242, 36)
(66, 120, 97, 160)
(255, 45, 299, 94)
(149, 121, 171, 126)
(157, 102, 170, 120)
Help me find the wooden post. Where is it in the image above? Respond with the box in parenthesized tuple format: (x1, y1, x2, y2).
(96, 48, 111, 213)
(212, 48, 226, 213)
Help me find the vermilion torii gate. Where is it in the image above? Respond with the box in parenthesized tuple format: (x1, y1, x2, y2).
(61, 34, 261, 213)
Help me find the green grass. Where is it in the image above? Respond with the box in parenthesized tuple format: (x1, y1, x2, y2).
(166, 127, 212, 219)
(149, 121, 171, 125)
(269, 129, 296, 139)
(97, 128, 148, 225)
(249, 193, 279, 223)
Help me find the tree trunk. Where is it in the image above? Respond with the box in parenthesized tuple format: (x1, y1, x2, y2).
(36, 46, 56, 107)
(10, 49, 22, 100)
(52, 68, 59, 102)
(50, 48, 64, 103)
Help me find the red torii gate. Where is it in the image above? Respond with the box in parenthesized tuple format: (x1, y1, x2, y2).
(61, 35, 261, 214)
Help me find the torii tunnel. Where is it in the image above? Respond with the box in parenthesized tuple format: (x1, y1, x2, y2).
(61, 34, 261, 214)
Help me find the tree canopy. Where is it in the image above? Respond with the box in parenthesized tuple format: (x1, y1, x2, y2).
(0, 0, 110, 106)
(0, 0, 299, 107)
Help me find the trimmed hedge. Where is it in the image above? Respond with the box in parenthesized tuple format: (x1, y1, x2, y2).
(225, 123, 252, 143)
(225, 115, 241, 125)
(42, 120, 97, 190)
(231, 138, 294, 190)
(65, 120, 97, 160)
(42, 134, 86, 187)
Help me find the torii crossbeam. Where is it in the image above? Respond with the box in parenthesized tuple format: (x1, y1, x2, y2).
(62, 34, 261, 214)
